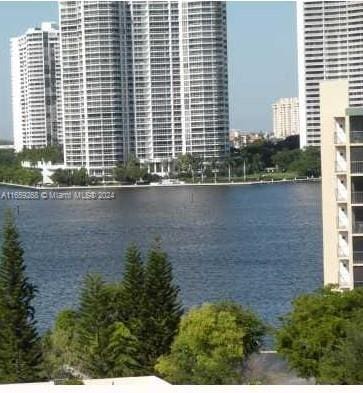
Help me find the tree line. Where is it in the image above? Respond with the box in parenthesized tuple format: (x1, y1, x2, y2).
(0, 135, 321, 186)
(1, 210, 363, 384)
(0, 149, 42, 186)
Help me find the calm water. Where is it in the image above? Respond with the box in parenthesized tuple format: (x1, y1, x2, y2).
(0, 183, 322, 334)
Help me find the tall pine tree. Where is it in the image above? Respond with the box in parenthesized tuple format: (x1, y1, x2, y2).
(141, 239, 183, 370)
(76, 273, 115, 377)
(0, 209, 42, 383)
(119, 244, 145, 324)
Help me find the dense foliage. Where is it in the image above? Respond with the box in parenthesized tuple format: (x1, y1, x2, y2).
(140, 241, 183, 370)
(273, 147, 320, 177)
(173, 136, 320, 180)
(44, 241, 182, 378)
(0, 210, 43, 383)
(1, 212, 363, 385)
(0, 165, 42, 186)
(51, 168, 96, 186)
(17, 146, 63, 164)
(0, 149, 41, 186)
(276, 287, 363, 384)
(113, 158, 147, 183)
(155, 302, 266, 384)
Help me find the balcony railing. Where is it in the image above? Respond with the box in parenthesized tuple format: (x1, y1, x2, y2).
(351, 161, 363, 174)
(354, 221, 363, 233)
(352, 192, 363, 204)
(353, 251, 363, 264)
(350, 131, 363, 143)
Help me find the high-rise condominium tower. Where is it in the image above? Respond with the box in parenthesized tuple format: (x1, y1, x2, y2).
(272, 97, 299, 139)
(59, 1, 229, 177)
(297, 1, 363, 148)
(11, 22, 61, 152)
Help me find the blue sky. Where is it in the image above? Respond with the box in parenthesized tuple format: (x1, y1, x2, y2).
(0, 1, 297, 141)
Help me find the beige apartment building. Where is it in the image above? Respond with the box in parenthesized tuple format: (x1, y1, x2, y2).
(272, 97, 299, 139)
(320, 79, 363, 289)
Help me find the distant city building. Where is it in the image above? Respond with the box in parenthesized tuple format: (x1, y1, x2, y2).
(320, 79, 363, 289)
(11, 22, 61, 153)
(59, 1, 229, 177)
(298, 1, 363, 148)
(272, 97, 299, 140)
(229, 130, 266, 149)
(0, 145, 14, 150)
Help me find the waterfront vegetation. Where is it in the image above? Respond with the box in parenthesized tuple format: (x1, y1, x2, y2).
(0, 149, 42, 186)
(50, 168, 99, 186)
(2, 211, 363, 384)
(0, 136, 320, 187)
(174, 135, 320, 183)
(276, 286, 363, 384)
(17, 146, 63, 164)
(0, 210, 43, 383)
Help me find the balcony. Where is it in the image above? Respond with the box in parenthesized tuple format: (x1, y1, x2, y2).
(351, 161, 363, 174)
(350, 131, 363, 143)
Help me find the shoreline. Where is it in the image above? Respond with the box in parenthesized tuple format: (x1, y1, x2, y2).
(0, 177, 320, 191)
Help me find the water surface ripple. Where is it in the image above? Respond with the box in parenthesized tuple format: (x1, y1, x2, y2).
(0, 183, 322, 333)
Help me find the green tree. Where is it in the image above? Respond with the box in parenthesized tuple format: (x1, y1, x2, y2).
(141, 240, 183, 370)
(76, 274, 115, 377)
(276, 287, 363, 383)
(106, 322, 141, 377)
(51, 168, 90, 186)
(318, 312, 363, 384)
(51, 169, 72, 186)
(42, 309, 79, 379)
(155, 302, 266, 384)
(71, 168, 89, 186)
(0, 210, 43, 383)
(118, 244, 145, 327)
(288, 147, 320, 177)
(272, 149, 300, 172)
(17, 146, 63, 164)
(175, 154, 203, 180)
(113, 157, 147, 184)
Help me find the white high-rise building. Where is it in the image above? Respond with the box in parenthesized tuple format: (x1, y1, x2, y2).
(59, 1, 132, 177)
(11, 22, 61, 152)
(59, 1, 229, 177)
(297, 1, 363, 148)
(272, 97, 299, 139)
